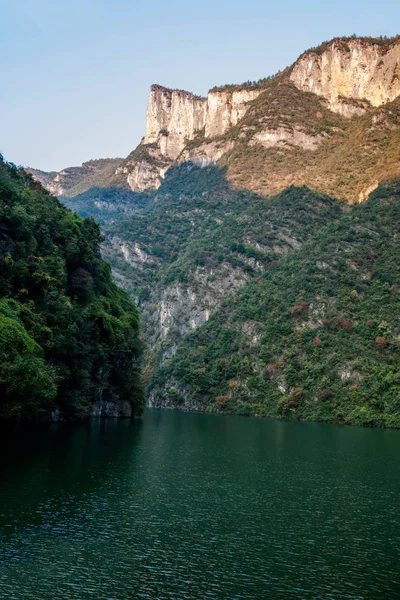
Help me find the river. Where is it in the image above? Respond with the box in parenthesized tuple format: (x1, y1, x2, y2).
(1, 410, 399, 599)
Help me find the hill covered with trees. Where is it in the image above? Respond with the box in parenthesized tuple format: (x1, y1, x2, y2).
(0, 156, 143, 419)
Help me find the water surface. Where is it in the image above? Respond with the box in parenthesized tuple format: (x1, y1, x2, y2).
(1, 410, 400, 599)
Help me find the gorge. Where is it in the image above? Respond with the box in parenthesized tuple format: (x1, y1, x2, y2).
(13, 35, 400, 427)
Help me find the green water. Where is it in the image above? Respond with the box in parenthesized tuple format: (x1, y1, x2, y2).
(1, 410, 400, 599)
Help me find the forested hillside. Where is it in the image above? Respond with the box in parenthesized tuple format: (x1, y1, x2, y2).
(0, 157, 143, 419)
(149, 181, 400, 427)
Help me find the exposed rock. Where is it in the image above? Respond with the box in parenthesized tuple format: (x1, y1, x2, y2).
(143, 84, 262, 161)
(180, 140, 235, 166)
(337, 366, 364, 381)
(157, 265, 250, 339)
(26, 159, 123, 198)
(290, 38, 400, 114)
(358, 181, 379, 202)
(123, 160, 168, 192)
(250, 126, 325, 150)
(205, 89, 263, 137)
(144, 85, 208, 160)
(108, 236, 159, 269)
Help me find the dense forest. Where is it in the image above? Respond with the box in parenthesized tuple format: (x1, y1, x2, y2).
(51, 161, 400, 428)
(149, 181, 400, 427)
(0, 156, 143, 419)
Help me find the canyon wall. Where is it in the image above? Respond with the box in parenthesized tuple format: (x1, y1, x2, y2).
(29, 37, 400, 197)
(143, 85, 207, 160)
(143, 84, 263, 159)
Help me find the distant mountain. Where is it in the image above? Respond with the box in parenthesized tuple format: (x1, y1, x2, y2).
(27, 158, 123, 198)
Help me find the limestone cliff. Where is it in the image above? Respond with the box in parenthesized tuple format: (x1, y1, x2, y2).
(290, 37, 400, 115)
(143, 84, 263, 159)
(205, 88, 263, 137)
(143, 85, 207, 160)
(122, 83, 263, 192)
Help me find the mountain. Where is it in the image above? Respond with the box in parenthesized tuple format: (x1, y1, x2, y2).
(148, 180, 400, 428)
(0, 156, 143, 419)
(33, 37, 400, 204)
(27, 158, 123, 198)
(29, 35, 400, 426)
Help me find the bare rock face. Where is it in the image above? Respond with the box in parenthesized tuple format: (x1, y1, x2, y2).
(144, 85, 207, 160)
(144, 84, 262, 159)
(115, 159, 168, 192)
(122, 84, 262, 191)
(205, 89, 263, 137)
(249, 126, 324, 151)
(290, 38, 400, 113)
(179, 140, 235, 167)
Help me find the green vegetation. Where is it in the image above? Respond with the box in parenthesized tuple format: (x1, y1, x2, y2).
(0, 156, 143, 419)
(150, 182, 400, 427)
(62, 187, 150, 225)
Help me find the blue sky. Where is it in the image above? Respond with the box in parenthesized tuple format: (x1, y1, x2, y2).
(1, 0, 399, 171)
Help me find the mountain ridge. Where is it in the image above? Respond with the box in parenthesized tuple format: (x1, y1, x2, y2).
(29, 35, 400, 204)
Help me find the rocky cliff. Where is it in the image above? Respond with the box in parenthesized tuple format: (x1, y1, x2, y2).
(120, 84, 264, 191)
(143, 84, 263, 161)
(290, 37, 400, 115)
(119, 36, 400, 194)
(143, 85, 207, 160)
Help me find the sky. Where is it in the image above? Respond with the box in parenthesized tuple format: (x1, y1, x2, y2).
(1, 0, 400, 171)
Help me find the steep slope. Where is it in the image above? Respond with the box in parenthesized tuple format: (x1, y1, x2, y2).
(103, 165, 343, 387)
(149, 181, 400, 428)
(0, 156, 143, 419)
(221, 81, 400, 201)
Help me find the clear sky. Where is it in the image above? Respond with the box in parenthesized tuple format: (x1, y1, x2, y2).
(2, 0, 399, 171)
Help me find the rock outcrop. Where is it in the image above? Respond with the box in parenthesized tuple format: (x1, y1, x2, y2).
(122, 84, 263, 191)
(141, 84, 262, 160)
(26, 159, 123, 198)
(205, 88, 263, 137)
(290, 38, 400, 114)
(143, 85, 207, 160)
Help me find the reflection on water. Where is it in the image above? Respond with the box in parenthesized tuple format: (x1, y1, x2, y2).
(1, 411, 400, 599)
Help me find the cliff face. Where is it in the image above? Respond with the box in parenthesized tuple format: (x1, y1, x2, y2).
(124, 37, 400, 194)
(142, 85, 263, 159)
(121, 84, 262, 192)
(290, 38, 400, 114)
(205, 88, 263, 137)
(143, 86, 207, 160)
